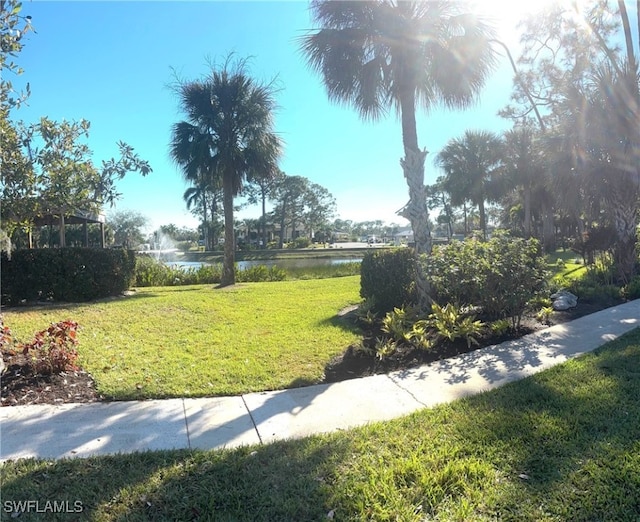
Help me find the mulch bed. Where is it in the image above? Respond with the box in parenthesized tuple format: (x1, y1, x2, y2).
(0, 301, 614, 407)
(1, 351, 102, 407)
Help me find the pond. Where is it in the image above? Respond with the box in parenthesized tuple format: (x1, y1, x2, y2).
(167, 257, 362, 271)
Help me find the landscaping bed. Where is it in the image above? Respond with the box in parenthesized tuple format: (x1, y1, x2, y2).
(0, 298, 611, 407)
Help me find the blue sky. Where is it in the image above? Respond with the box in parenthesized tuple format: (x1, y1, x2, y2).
(11, 1, 534, 232)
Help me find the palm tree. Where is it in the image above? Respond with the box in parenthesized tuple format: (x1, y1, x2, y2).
(501, 126, 548, 239)
(170, 57, 281, 286)
(301, 0, 497, 305)
(435, 130, 504, 240)
(576, 63, 639, 282)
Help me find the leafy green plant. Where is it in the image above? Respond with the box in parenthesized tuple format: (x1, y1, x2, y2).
(351, 340, 375, 357)
(455, 316, 485, 348)
(489, 319, 511, 336)
(374, 337, 397, 360)
(429, 303, 463, 342)
(429, 303, 485, 347)
(423, 231, 548, 326)
(21, 320, 80, 375)
(535, 306, 554, 325)
(527, 295, 552, 310)
(356, 299, 378, 326)
(287, 237, 311, 249)
(622, 276, 640, 300)
(406, 319, 435, 350)
(237, 265, 286, 282)
(381, 307, 415, 342)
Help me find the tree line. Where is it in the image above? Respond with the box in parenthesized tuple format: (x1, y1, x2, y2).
(2, 0, 639, 296)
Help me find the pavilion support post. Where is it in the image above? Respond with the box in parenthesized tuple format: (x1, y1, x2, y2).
(100, 223, 105, 248)
(59, 214, 66, 248)
(83, 221, 89, 247)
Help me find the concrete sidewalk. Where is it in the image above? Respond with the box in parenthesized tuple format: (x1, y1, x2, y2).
(2, 300, 639, 461)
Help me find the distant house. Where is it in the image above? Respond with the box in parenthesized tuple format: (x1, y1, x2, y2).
(332, 231, 350, 242)
(392, 228, 413, 245)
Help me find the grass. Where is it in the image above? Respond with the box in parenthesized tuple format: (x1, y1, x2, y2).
(2, 277, 362, 400)
(545, 248, 587, 283)
(2, 328, 639, 520)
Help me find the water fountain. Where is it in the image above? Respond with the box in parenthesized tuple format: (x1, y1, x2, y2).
(138, 231, 179, 262)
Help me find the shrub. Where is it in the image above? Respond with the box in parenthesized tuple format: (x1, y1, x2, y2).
(135, 255, 177, 286)
(21, 320, 80, 375)
(360, 248, 416, 313)
(287, 237, 311, 249)
(622, 276, 640, 300)
(237, 265, 286, 282)
(1, 248, 136, 304)
(134, 257, 287, 286)
(423, 232, 548, 326)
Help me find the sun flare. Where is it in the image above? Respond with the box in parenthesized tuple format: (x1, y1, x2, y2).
(473, 0, 580, 44)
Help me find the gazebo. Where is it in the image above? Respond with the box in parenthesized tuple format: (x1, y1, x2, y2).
(31, 208, 106, 248)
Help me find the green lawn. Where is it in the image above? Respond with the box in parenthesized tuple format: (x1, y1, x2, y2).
(2, 277, 362, 400)
(545, 249, 587, 283)
(2, 329, 639, 521)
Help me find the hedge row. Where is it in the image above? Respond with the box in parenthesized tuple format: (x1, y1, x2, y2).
(1, 248, 136, 304)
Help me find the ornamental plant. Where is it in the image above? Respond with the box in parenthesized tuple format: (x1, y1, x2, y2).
(423, 231, 548, 327)
(21, 320, 80, 375)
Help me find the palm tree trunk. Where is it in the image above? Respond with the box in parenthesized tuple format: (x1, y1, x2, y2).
(523, 185, 532, 238)
(398, 88, 433, 308)
(221, 173, 235, 286)
(398, 91, 432, 255)
(202, 191, 208, 251)
(279, 200, 287, 249)
(261, 192, 267, 248)
(611, 184, 638, 284)
(541, 200, 555, 253)
(478, 199, 487, 240)
(461, 203, 467, 234)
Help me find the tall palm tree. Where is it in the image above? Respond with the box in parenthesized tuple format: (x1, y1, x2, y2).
(577, 62, 639, 282)
(501, 126, 548, 239)
(170, 57, 281, 286)
(301, 0, 497, 305)
(436, 130, 504, 240)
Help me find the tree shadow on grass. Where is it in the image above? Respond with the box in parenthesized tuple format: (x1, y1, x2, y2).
(316, 307, 362, 335)
(1, 437, 353, 521)
(450, 334, 640, 519)
(1, 291, 161, 314)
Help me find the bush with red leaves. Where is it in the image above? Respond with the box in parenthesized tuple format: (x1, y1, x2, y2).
(20, 320, 80, 375)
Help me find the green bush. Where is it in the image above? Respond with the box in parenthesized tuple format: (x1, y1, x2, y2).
(423, 232, 548, 326)
(134, 256, 286, 286)
(237, 265, 286, 282)
(622, 275, 640, 300)
(1, 248, 136, 304)
(360, 248, 416, 313)
(287, 237, 311, 249)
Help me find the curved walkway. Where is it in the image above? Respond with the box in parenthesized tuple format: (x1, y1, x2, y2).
(2, 300, 639, 462)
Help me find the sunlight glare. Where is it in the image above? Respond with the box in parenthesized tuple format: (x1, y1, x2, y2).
(473, 0, 570, 45)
